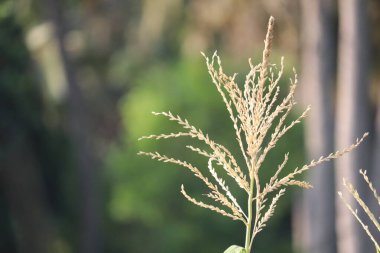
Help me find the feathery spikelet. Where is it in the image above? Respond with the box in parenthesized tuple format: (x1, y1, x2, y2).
(138, 16, 367, 253)
(339, 170, 380, 252)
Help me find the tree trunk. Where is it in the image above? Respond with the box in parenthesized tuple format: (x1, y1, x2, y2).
(43, 1, 102, 253)
(294, 1, 337, 253)
(370, 91, 380, 244)
(335, 0, 372, 252)
(0, 137, 55, 253)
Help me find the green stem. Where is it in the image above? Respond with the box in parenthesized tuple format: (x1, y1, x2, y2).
(245, 175, 255, 253)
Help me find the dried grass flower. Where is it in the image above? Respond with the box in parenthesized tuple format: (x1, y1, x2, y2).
(338, 169, 380, 252)
(138, 16, 367, 253)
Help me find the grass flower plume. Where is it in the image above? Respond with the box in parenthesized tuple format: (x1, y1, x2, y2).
(338, 170, 380, 252)
(138, 16, 367, 253)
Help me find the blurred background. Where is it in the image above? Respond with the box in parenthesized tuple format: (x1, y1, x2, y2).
(1, 0, 380, 253)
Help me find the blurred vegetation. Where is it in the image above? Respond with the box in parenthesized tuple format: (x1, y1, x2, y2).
(0, 8, 73, 253)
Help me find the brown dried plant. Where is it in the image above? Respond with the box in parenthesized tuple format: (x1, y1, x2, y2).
(338, 170, 380, 253)
(138, 16, 367, 253)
